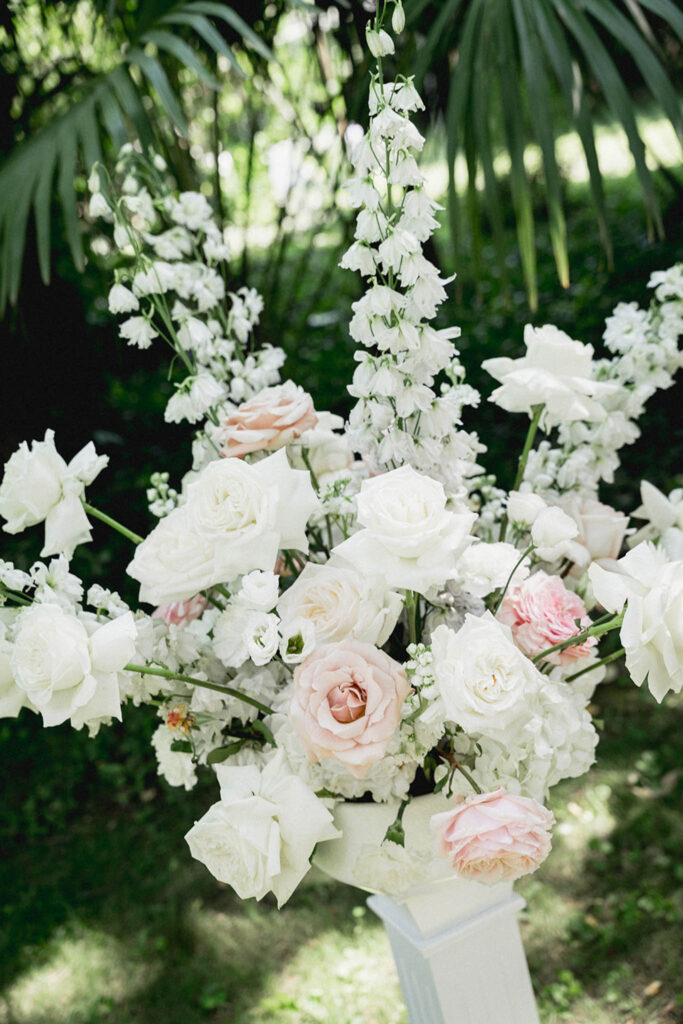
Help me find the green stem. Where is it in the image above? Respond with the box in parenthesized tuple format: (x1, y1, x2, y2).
(499, 403, 544, 543)
(491, 543, 535, 615)
(565, 648, 625, 682)
(455, 762, 482, 795)
(406, 591, 418, 645)
(531, 612, 624, 664)
(83, 502, 143, 545)
(0, 583, 32, 606)
(124, 664, 273, 716)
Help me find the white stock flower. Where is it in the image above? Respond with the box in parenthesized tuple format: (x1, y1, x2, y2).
(11, 605, 136, 729)
(0, 430, 109, 559)
(276, 561, 402, 646)
(164, 374, 225, 425)
(185, 750, 339, 906)
(333, 466, 475, 596)
(531, 506, 579, 561)
(483, 325, 617, 426)
(151, 724, 197, 790)
(430, 612, 543, 738)
(589, 544, 683, 702)
(128, 450, 318, 605)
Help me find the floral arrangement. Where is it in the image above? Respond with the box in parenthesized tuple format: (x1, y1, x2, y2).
(1, 3, 681, 905)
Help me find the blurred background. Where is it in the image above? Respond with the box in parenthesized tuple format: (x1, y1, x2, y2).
(0, 1, 681, 1021)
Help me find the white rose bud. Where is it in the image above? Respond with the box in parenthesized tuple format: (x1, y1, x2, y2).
(507, 490, 547, 527)
(391, 2, 405, 34)
(531, 506, 579, 561)
(366, 27, 395, 57)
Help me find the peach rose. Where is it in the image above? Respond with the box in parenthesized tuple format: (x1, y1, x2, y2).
(497, 570, 595, 665)
(290, 639, 410, 778)
(220, 381, 318, 458)
(431, 788, 554, 884)
(153, 594, 207, 627)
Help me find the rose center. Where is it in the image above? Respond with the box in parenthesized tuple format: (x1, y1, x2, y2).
(328, 677, 367, 724)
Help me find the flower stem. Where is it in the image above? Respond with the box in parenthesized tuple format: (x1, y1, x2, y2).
(566, 647, 625, 682)
(491, 543, 535, 615)
(531, 612, 624, 664)
(0, 583, 32, 606)
(454, 762, 482, 795)
(499, 403, 544, 543)
(83, 502, 143, 545)
(406, 591, 419, 645)
(124, 663, 273, 716)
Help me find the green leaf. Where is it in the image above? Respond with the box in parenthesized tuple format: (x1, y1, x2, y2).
(414, 0, 464, 88)
(251, 719, 275, 747)
(126, 48, 188, 135)
(108, 65, 157, 149)
(141, 27, 221, 89)
(206, 740, 246, 764)
(32, 144, 58, 284)
(170, 739, 193, 753)
(187, 2, 276, 63)
(57, 125, 84, 272)
(633, 0, 683, 40)
(161, 10, 244, 76)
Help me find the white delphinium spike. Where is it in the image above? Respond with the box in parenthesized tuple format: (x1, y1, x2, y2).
(340, 19, 483, 495)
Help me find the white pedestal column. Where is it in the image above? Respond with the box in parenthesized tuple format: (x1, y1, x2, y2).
(367, 880, 540, 1024)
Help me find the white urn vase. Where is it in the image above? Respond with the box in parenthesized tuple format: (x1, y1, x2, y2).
(313, 795, 540, 1024)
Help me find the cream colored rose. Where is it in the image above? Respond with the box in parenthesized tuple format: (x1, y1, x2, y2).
(290, 639, 410, 777)
(561, 496, 628, 571)
(276, 561, 402, 647)
(219, 381, 318, 458)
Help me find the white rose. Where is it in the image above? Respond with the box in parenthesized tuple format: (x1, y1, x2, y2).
(506, 490, 547, 527)
(11, 605, 136, 728)
(454, 541, 530, 598)
(482, 324, 617, 426)
(0, 614, 26, 718)
(276, 561, 402, 646)
(333, 465, 475, 595)
(185, 751, 339, 906)
(430, 612, 543, 738)
(531, 506, 579, 561)
(128, 450, 319, 606)
(0, 430, 109, 558)
(589, 544, 683, 702)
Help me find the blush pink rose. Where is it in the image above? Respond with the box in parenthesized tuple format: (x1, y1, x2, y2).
(153, 593, 207, 627)
(290, 639, 410, 778)
(431, 788, 554, 884)
(497, 569, 595, 665)
(220, 381, 318, 459)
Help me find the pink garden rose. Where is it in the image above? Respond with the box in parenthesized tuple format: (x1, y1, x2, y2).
(431, 788, 554, 884)
(497, 570, 595, 665)
(290, 639, 410, 778)
(153, 594, 207, 628)
(220, 381, 318, 458)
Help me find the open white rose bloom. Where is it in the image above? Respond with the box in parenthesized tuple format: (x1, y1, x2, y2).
(1, 15, 681, 910)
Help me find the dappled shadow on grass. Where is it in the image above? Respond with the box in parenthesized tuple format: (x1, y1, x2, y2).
(519, 680, 683, 1023)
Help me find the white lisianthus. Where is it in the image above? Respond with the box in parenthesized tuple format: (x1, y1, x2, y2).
(333, 466, 475, 596)
(276, 561, 402, 646)
(108, 283, 139, 314)
(279, 617, 316, 665)
(0, 430, 109, 559)
(506, 490, 547, 527)
(589, 544, 683, 701)
(453, 542, 530, 598)
(245, 612, 280, 666)
(630, 480, 683, 556)
(483, 325, 617, 426)
(185, 750, 339, 906)
(10, 605, 136, 729)
(531, 506, 579, 561)
(213, 603, 253, 668)
(128, 450, 318, 606)
(430, 612, 543, 738)
(239, 570, 279, 612)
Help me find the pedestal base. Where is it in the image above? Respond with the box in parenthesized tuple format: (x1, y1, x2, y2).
(368, 883, 540, 1024)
